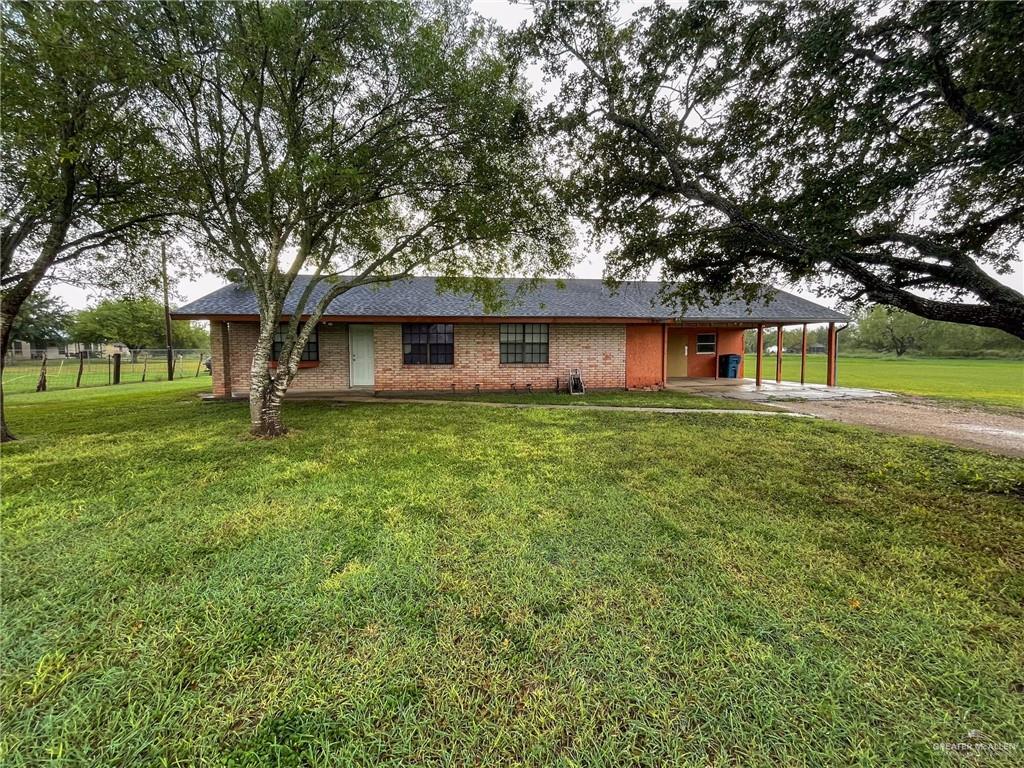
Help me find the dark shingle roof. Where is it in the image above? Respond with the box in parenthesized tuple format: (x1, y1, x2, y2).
(173, 276, 847, 323)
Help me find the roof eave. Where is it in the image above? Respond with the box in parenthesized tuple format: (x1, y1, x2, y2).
(675, 316, 848, 325)
(170, 312, 673, 323)
(172, 311, 847, 324)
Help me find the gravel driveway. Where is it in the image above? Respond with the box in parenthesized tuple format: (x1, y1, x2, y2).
(777, 397, 1024, 458)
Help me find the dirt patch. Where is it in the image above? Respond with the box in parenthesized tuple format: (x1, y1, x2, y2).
(778, 397, 1024, 458)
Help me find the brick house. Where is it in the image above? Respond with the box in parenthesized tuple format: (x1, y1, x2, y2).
(171, 277, 848, 397)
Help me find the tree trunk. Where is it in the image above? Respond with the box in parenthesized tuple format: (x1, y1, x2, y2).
(1, 163, 78, 442)
(2, 281, 48, 442)
(0, 371, 12, 444)
(249, 371, 288, 437)
(247, 320, 289, 437)
(1, 301, 20, 442)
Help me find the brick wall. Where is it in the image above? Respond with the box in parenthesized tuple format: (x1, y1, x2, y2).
(212, 321, 626, 395)
(210, 321, 230, 397)
(221, 321, 349, 396)
(373, 323, 626, 392)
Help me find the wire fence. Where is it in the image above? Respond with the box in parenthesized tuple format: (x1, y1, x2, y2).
(2, 348, 210, 395)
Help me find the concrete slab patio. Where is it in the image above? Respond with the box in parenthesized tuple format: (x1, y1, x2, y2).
(665, 377, 894, 402)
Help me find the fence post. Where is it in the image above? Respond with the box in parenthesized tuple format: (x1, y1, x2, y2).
(76, 351, 86, 388)
(36, 356, 47, 392)
(141, 356, 148, 382)
(112, 353, 121, 385)
(195, 353, 203, 377)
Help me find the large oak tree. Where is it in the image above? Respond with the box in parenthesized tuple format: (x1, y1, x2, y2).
(1, 1, 175, 441)
(148, 1, 568, 436)
(523, 0, 1023, 338)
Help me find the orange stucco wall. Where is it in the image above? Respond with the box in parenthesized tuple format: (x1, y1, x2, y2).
(625, 325, 665, 389)
(674, 327, 745, 378)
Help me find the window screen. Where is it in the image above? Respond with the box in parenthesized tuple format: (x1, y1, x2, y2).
(500, 324, 549, 363)
(695, 333, 717, 354)
(402, 324, 454, 364)
(272, 323, 319, 362)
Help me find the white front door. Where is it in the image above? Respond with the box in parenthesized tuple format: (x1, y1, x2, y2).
(349, 325, 375, 386)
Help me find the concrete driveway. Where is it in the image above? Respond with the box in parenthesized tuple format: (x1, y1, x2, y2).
(666, 377, 1024, 457)
(775, 397, 1024, 458)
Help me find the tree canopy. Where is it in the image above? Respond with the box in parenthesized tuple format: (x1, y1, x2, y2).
(522, 0, 1024, 338)
(6, 289, 71, 348)
(71, 297, 209, 351)
(0, 1, 177, 308)
(146, 0, 570, 435)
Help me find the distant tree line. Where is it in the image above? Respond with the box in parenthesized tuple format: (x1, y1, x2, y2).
(746, 306, 1024, 358)
(844, 306, 1024, 358)
(8, 289, 208, 355)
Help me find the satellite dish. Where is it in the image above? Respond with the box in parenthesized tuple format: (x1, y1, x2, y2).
(225, 268, 246, 285)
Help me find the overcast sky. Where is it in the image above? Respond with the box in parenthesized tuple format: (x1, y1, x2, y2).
(48, 0, 1022, 312)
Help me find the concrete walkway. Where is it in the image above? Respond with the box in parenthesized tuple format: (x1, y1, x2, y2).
(326, 395, 814, 418)
(201, 390, 813, 417)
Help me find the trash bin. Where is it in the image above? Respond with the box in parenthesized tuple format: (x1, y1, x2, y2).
(718, 353, 742, 379)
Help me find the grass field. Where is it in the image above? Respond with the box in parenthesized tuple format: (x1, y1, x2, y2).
(2, 357, 209, 394)
(745, 354, 1023, 409)
(2, 381, 1023, 766)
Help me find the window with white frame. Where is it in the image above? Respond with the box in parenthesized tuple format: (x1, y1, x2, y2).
(695, 333, 717, 354)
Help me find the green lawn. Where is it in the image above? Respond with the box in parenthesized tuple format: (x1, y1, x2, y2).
(2, 381, 1023, 766)
(745, 354, 1023, 409)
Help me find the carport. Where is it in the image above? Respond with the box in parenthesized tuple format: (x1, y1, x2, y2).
(659, 319, 845, 388)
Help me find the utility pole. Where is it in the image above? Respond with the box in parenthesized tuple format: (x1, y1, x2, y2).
(162, 242, 174, 381)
